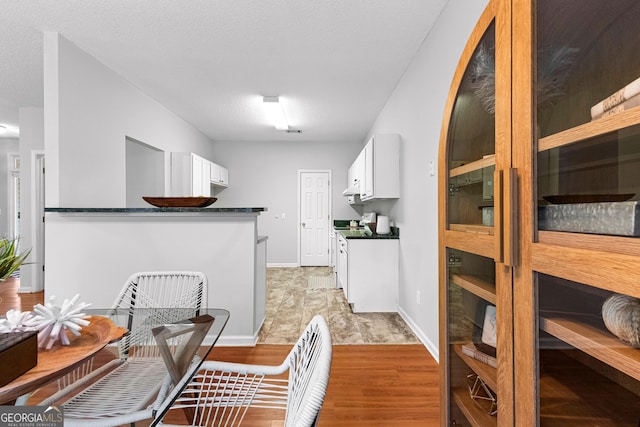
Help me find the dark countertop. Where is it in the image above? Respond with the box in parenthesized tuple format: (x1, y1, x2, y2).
(333, 220, 399, 240)
(333, 219, 360, 228)
(339, 228, 399, 240)
(45, 207, 266, 213)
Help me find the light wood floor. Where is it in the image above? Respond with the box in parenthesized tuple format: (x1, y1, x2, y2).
(1, 278, 441, 426)
(160, 344, 441, 427)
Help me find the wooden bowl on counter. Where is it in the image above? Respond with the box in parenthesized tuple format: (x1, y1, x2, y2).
(142, 196, 217, 208)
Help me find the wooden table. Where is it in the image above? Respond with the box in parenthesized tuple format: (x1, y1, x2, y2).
(0, 316, 126, 404)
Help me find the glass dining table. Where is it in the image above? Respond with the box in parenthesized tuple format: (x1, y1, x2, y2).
(0, 307, 229, 426)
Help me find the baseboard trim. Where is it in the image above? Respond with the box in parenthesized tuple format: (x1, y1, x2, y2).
(398, 306, 439, 362)
(266, 263, 299, 268)
(208, 335, 258, 347)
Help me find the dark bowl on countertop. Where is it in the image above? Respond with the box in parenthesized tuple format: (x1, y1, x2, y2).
(142, 196, 217, 208)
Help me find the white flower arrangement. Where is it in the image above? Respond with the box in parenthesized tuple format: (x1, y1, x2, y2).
(0, 309, 36, 333)
(30, 294, 92, 349)
(1, 294, 91, 349)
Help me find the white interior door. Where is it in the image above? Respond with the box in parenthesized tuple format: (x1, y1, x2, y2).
(299, 170, 330, 266)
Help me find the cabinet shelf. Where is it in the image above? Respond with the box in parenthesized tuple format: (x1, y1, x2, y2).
(532, 242, 640, 299)
(450, 274, 496, 305)
(538, 108, 640, 152)
(449, 224, 494, 236)
(538, 231, 640, 257)
(538, 349, 640, 427)
(539, 313, 640, 382)
(445, 229, 495, 260)
(453, 343, 497, 390)
(449, 154, 496, 177)
(452, 388, 497, 427)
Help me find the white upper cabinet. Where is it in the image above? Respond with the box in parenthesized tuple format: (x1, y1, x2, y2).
(346, 150, 365, 194)
(209, 161, 229, 187)
(191, 154, 207, 196)
(171, 152, 229, 196)
(359, 134, 400, 202)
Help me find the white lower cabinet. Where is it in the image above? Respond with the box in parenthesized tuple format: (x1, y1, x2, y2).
(340, 236, 399, 313)
(337, 234, 349, 299)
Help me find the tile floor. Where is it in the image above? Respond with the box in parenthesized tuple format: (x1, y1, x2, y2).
(258, 266, 420, 345)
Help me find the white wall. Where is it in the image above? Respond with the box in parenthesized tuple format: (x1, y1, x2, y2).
(46, 213, 260, 342)
(212, 140, 362, 265)
(43, 32, 216, 208)
(366, 0, 489, 357)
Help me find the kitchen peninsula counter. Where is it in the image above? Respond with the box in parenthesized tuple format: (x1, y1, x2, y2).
(46, 207, 265, 214)
(44, 207, 267, 345)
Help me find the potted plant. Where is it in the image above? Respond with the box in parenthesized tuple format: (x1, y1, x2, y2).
(0, 238, 31, 281)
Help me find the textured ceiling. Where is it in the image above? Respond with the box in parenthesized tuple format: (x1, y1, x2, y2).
(0, 0, 447, 142)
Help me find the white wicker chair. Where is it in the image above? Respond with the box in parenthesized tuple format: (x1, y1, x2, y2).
(158, 314, 333, 427)
(113, 271, 207, 316)
(40, 271, 208, 427)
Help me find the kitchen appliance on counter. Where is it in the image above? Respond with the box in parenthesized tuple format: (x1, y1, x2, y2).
(376, 215, 391, 234)
(360, 212, 377, 225)
(360, 212, 377, 234)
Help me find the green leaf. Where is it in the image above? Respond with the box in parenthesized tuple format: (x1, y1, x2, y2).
(0, 237, 31, 281)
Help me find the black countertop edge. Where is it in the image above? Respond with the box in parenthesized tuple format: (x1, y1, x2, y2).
(45, 207, 267, 213)
(342, 232, 399, 240)
(340, 226, 399, 240)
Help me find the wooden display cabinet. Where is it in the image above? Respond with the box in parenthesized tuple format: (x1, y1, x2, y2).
(439, 1, 514, 425)
(439, 0, 640, 425)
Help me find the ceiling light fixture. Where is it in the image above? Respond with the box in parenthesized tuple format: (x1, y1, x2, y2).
(0, 125, 7, 134)
(262, 96, 289, 131)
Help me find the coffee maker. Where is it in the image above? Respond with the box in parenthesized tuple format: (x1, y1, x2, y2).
(360, 212, 377, 227)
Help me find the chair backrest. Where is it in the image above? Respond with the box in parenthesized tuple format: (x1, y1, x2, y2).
(284, 314, 333, 427)
(113, 271, 206, 310)
(111, 271, 207, 358)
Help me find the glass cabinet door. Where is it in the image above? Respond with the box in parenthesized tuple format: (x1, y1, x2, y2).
(441, 10, 512, 424)
(446, 249, 498, 426)
(531, 0, 640, 424)
(447, 24, 495, 233)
